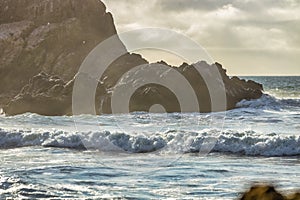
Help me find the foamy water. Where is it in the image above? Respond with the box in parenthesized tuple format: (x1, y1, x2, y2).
(0, 76, 299, 199)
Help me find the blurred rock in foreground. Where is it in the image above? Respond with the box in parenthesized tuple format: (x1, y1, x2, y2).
(240, 185, 300, 200)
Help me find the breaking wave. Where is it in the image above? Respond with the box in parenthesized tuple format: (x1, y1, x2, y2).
(0, 128, 299, 157)
(236, 94, 300, 111)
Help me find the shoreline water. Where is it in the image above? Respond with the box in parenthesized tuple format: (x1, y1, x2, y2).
(0, 76, 299, 199)
(1, 146, 299, 199)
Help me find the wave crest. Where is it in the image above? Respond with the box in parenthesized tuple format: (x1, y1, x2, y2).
(236, 94, 300, 110)
(0, 128, 299, 157)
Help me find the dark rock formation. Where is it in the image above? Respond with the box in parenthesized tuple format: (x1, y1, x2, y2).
(2, 72, 72, 115)
(0, 0, 263, 116)
(240, 185, 300, 200)
(0, 0, 119, 107)
(3, 61, 263, 116)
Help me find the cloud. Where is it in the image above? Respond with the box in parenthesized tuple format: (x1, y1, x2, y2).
(102, 0, 300, 75)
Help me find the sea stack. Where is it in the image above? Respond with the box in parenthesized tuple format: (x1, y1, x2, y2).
(0, 0, 263, 116)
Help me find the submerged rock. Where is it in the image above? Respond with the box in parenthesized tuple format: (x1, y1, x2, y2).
(0, 0, 263, 116)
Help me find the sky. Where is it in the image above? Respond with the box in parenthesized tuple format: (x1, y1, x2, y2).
(102, 0, 300, 75)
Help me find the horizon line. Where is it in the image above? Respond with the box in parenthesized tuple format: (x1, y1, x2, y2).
(229, 74, 300, 77)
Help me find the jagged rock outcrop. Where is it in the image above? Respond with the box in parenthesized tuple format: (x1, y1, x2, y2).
(3, 61, 263, 116)
(0, 0, 263, 116)
(3, 52, 149, 116)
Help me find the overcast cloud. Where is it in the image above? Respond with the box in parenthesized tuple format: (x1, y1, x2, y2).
(103, 0, 300, 75)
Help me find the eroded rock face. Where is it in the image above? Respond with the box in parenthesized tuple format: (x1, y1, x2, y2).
(0, 0, 119, 107)
(3, 72, 72, 116)
(1, 0, 263, 116)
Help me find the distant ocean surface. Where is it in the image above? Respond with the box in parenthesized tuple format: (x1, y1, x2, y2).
(0, 76, 299, 199)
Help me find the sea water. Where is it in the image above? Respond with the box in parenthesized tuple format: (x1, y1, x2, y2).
(0, 76, 299, 199)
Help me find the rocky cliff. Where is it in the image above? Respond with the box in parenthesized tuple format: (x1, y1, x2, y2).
(0, 0, 118, 106)
(0, 0, 263, 116)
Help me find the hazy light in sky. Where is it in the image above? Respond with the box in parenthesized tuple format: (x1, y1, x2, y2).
(103, 0, 300, 75)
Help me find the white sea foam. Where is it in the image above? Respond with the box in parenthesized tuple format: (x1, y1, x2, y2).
(236, 94, 300, 110)
(0, 93, 299, 156)
(0, 128, 299, 156)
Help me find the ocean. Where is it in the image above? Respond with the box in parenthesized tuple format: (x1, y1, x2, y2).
(0, 76, 299, 199)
